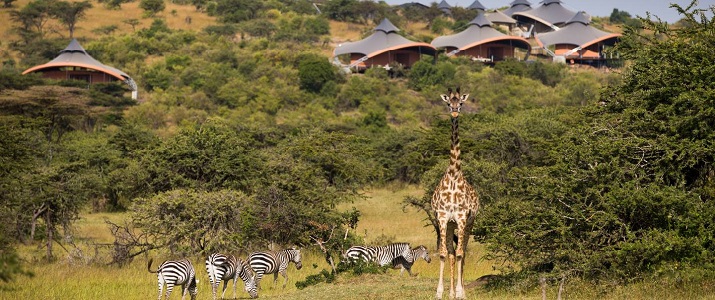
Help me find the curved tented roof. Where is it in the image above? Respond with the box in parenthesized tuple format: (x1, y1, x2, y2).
(23, 39, 134, 86)
(512, 0, 578, 28)
(333, 18, 436, 59)
(502, 0, 532, 16)
(431, 14, 530, 53)
(486, 10, 517, 25)
(535, 11, 621, 53)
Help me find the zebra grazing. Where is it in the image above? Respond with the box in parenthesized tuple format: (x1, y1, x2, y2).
(205, 253, 258, 299)
(248, 247, 302, 289)
(147, 258, 198, 300)
(345, 243, 414, 267)
(391, 245, 431, 276)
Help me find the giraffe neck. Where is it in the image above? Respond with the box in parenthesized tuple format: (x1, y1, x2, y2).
(448, 115, 461, 174)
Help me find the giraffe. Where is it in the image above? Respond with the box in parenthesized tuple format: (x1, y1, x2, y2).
(432, 87, 480, 300)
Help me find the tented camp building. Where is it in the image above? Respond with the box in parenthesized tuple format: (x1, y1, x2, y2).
(332, 18, 436, 71)
(535, 11, 621, 65)
(512, 0, 580, 36)
(431, 14, 531, 62)
(502, 0, 532, 17)
(22, 39, 137, 99)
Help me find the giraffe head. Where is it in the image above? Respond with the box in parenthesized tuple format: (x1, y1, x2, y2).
(440, 87, 469, 118)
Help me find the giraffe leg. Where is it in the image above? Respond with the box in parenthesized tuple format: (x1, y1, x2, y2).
(449, 253, 455, 299)
(455, 221, 467, 300)
(437, 219, 448, 300)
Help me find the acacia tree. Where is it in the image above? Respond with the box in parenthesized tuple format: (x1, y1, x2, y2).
(0, 86, 108, 261)
(52, 0, 92, 38)
(139, 0, 164, 17)
(9, 0, 56, 40)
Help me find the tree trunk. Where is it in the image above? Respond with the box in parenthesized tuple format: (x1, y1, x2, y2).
(30, 204, 47, 242)
(46, 209, 53, 262)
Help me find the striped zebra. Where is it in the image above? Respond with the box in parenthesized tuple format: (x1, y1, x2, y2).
(391, 245, 431, 276)
(147, 258, 198, 300)
(205, 253, 258, 299)
(248, 247, 302, 289)
(345, 242, 414, 267)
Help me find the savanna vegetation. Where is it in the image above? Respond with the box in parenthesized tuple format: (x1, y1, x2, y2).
(1, 0, 714, 299)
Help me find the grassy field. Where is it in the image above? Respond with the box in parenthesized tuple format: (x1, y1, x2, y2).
(3, 185, 715, 299)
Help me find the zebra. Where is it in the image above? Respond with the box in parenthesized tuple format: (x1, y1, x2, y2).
(248, 247, 302, 289)
(205, 253, 258, 299)
(343, 245, 375, 264)
(345, 242, 414, 267)
(391, 245, 432, 276)
(147, 258, 198, 300)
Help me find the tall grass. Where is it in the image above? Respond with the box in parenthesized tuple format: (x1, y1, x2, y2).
(0, 0, 215, 63)
(2, 186, 715, 299)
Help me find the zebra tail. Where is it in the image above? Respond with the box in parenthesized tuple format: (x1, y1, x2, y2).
(207, 261, 219, 284)
(147, 258, 157, 273)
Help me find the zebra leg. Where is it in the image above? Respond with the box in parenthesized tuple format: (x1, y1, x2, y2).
(221, 280, 229, 299)
(181, 283, 188, 300)
(254, 272, 263, 290)
(157, 276, 164, 300)
(280, 270, 289, 288)
(164, 282, 174, 300)
(211, 280, 217, 300)
(232, 275, 238, 299)
(273, 272, 279, 288)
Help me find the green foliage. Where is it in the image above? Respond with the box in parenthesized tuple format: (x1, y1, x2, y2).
(609, 8, 632, 24)
(407, 58, 456, 91)
(321, 0, 359, 22)
(472, 3, 715, 284)
(140, 119, 264, 192)
(0, 68, 44, 91)
(51, 0, 92, 38)
(295, 269, 335, 289)
(298, 54, 337, 93)
(132, 189, 258, 254)
(139, 0, 165, 17)
(210, 0, 263, 23)
(495, 60, 567, 87)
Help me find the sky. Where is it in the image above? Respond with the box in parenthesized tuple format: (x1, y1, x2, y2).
(381, 0, 715, 23)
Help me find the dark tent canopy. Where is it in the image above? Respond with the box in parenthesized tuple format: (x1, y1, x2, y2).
(467, 0, 486, 11)
(502, 0, 532, 17)
(512, 0, 580, 31)
(486, 10, 517, 26)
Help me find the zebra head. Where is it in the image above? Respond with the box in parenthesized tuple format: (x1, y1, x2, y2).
(290, 247, 303, 270)
(238, 259, 258, 299)
(415, 245, 431, 263)
(394, 243, 414, 263)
